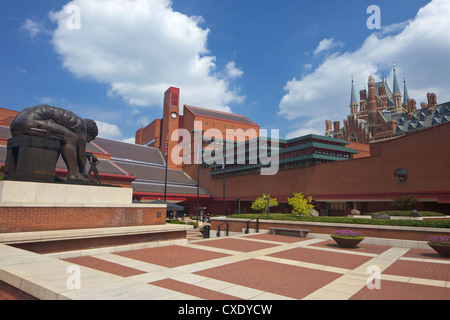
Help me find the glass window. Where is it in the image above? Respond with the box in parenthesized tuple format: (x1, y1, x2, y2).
(394, 168, 408, 183)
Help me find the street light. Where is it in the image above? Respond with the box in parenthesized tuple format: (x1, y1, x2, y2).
(235, 198, 241, 214)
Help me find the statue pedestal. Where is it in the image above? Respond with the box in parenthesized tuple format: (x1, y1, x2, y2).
(4, 135, 61, 183)
(0, 180, 132, 205)
(0, 181, 167, 234)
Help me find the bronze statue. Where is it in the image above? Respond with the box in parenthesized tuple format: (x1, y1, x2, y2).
(9, 105, 98, 183)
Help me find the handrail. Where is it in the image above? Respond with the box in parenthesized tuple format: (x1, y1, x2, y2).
(217, 222, 229, 237)
(245, 218, 259, 234)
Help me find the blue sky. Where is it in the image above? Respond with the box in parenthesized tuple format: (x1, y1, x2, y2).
(1, 0, 448, 143)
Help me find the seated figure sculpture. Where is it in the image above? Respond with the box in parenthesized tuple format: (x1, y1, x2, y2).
(10, 105, 98, 183)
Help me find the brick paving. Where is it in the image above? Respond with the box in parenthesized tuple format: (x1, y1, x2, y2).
(194, 237, 280, 252)
(150, 278, 242, 300)
(350, 280, 450, 300)
(194, 258, 342, 300)
(310, 240, 391, 255)
(383, 260, 450, 282)
(57, 233, 450, 300)
(64, 256, 147, 277)
(268, 246, 374, 270)
(114, 245, 230, 268)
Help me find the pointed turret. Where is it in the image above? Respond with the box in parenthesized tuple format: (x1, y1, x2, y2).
(392, 62, 403, 111)
(350, 74, 358, 115)
(392, 63, 401, 94)
(403, 74, 410, 105)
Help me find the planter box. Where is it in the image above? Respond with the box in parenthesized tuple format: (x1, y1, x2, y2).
(428, 244, 450, 257)
(330, 236, 364, 248)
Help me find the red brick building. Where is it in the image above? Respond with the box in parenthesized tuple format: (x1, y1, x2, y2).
(326, 65, 449, 144)
(1, 85, 449, 216)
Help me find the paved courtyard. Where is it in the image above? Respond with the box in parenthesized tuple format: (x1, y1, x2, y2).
(58, 233, 450, 300)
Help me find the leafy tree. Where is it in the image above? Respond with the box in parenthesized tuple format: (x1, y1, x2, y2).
(288, 193, 314, 216)
(251, 193, 278, 214)
(392, 196, 418, 211)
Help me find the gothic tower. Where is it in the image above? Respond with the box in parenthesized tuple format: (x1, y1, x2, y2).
(392, 63, 403, 112)
(350, 75, 358, 115)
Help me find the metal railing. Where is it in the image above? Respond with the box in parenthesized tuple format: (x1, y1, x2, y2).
(245, 218, 259, 234)
(216, 222, 229, 237)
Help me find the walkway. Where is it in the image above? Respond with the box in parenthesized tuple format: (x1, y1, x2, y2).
(37, 232, 450, 300)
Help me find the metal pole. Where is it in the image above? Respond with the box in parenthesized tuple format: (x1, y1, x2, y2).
(222, 145, 226, 216)
(164, 131, 169, 202)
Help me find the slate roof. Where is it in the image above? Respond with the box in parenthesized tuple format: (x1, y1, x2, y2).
(184, 105, 258, 126)
(392, 103, 450, 135)
(93, 137, 165, 165)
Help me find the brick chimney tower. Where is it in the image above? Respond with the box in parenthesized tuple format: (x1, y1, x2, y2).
(427, 93, 437, 114)
(160, 87, 181, 170)
(407, 99, 417, 119)
(359, 88, 367, 112)
(333, 121, 341, 137)
(368, 75, 376, 112)
(325, 120, 332, 137)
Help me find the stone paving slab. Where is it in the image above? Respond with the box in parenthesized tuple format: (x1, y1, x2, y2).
(1, 233, 449, 300)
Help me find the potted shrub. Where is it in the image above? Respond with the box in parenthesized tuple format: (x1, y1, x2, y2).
(330, 229, 364, 248)
(427, 236, 450, 258)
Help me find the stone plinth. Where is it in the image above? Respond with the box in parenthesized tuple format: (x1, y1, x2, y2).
(0, 180, 132, 205)
(0, 181, 167, 233)
(4, 135, 61, 183)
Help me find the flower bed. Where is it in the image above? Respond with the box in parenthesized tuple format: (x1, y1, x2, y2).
(427, 236, 450, 257)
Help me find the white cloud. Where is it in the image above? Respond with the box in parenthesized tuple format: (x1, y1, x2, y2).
(20, 19, 44, 38)
(286, 127, 322, 140)
(49, 0, 244, 113)
(280, 0, 450, 138)
(120, 137, 136, 144)
(95, 120, 122, 139)
(313, 38, 344, 55)
(225, 61, 244, 79)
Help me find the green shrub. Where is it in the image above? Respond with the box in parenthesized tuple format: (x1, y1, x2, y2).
(166, 219, 186, 225)
(227, 213, 450, 229)
(392, 196, 418, 211)
(362, 211, 445, 217)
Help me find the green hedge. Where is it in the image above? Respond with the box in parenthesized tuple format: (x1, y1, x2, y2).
(227, 213, 450, 229)
(362, 211, 445, 217)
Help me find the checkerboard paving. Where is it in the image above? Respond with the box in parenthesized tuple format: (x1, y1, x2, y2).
(61, 233, 450, 300)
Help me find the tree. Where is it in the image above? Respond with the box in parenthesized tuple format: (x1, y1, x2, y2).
(251, 193, 278, 214)
(288, 193, 314, 216)
(392, 196, 418, 211)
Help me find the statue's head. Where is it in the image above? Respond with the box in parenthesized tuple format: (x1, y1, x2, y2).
(84, 119, 98, 142)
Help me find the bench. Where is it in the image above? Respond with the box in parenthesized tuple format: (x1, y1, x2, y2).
(269, 227, 310, 238)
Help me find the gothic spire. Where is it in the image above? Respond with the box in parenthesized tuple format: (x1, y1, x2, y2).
(351, 74, 357, 103)
(403, 74, 410, 104)
(392, 62, 401, 94)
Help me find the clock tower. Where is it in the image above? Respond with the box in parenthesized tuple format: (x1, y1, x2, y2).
(160, 87, 180, 169)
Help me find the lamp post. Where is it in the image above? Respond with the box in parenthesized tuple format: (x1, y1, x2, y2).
(235, 198, 241, 215)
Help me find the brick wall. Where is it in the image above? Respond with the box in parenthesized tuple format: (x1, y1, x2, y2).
(0, 206, 166, 233)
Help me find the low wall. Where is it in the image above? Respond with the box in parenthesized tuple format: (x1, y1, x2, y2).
(211, 217, 450, 242)
(0, 204, 167, 233)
